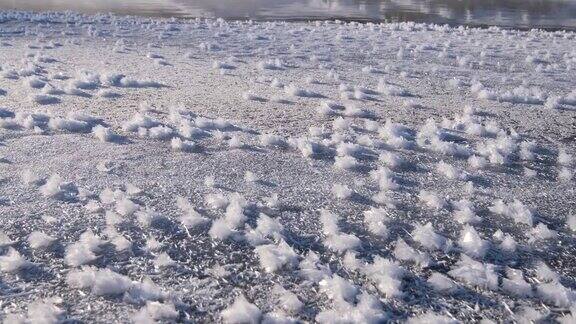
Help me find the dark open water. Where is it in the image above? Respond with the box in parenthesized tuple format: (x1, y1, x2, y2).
(0, 0, 575, 30)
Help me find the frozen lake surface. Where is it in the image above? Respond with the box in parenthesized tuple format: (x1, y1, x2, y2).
(0, 8, 575, 324)
(0, 0, 575, 30)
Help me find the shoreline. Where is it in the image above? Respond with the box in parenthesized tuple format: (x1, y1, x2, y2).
(1, 8, 575, 33)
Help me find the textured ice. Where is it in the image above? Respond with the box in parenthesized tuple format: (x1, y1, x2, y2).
(0, 10, 574, 323)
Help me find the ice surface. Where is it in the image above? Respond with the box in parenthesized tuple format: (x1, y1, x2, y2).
(0, 10, 575, 323)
